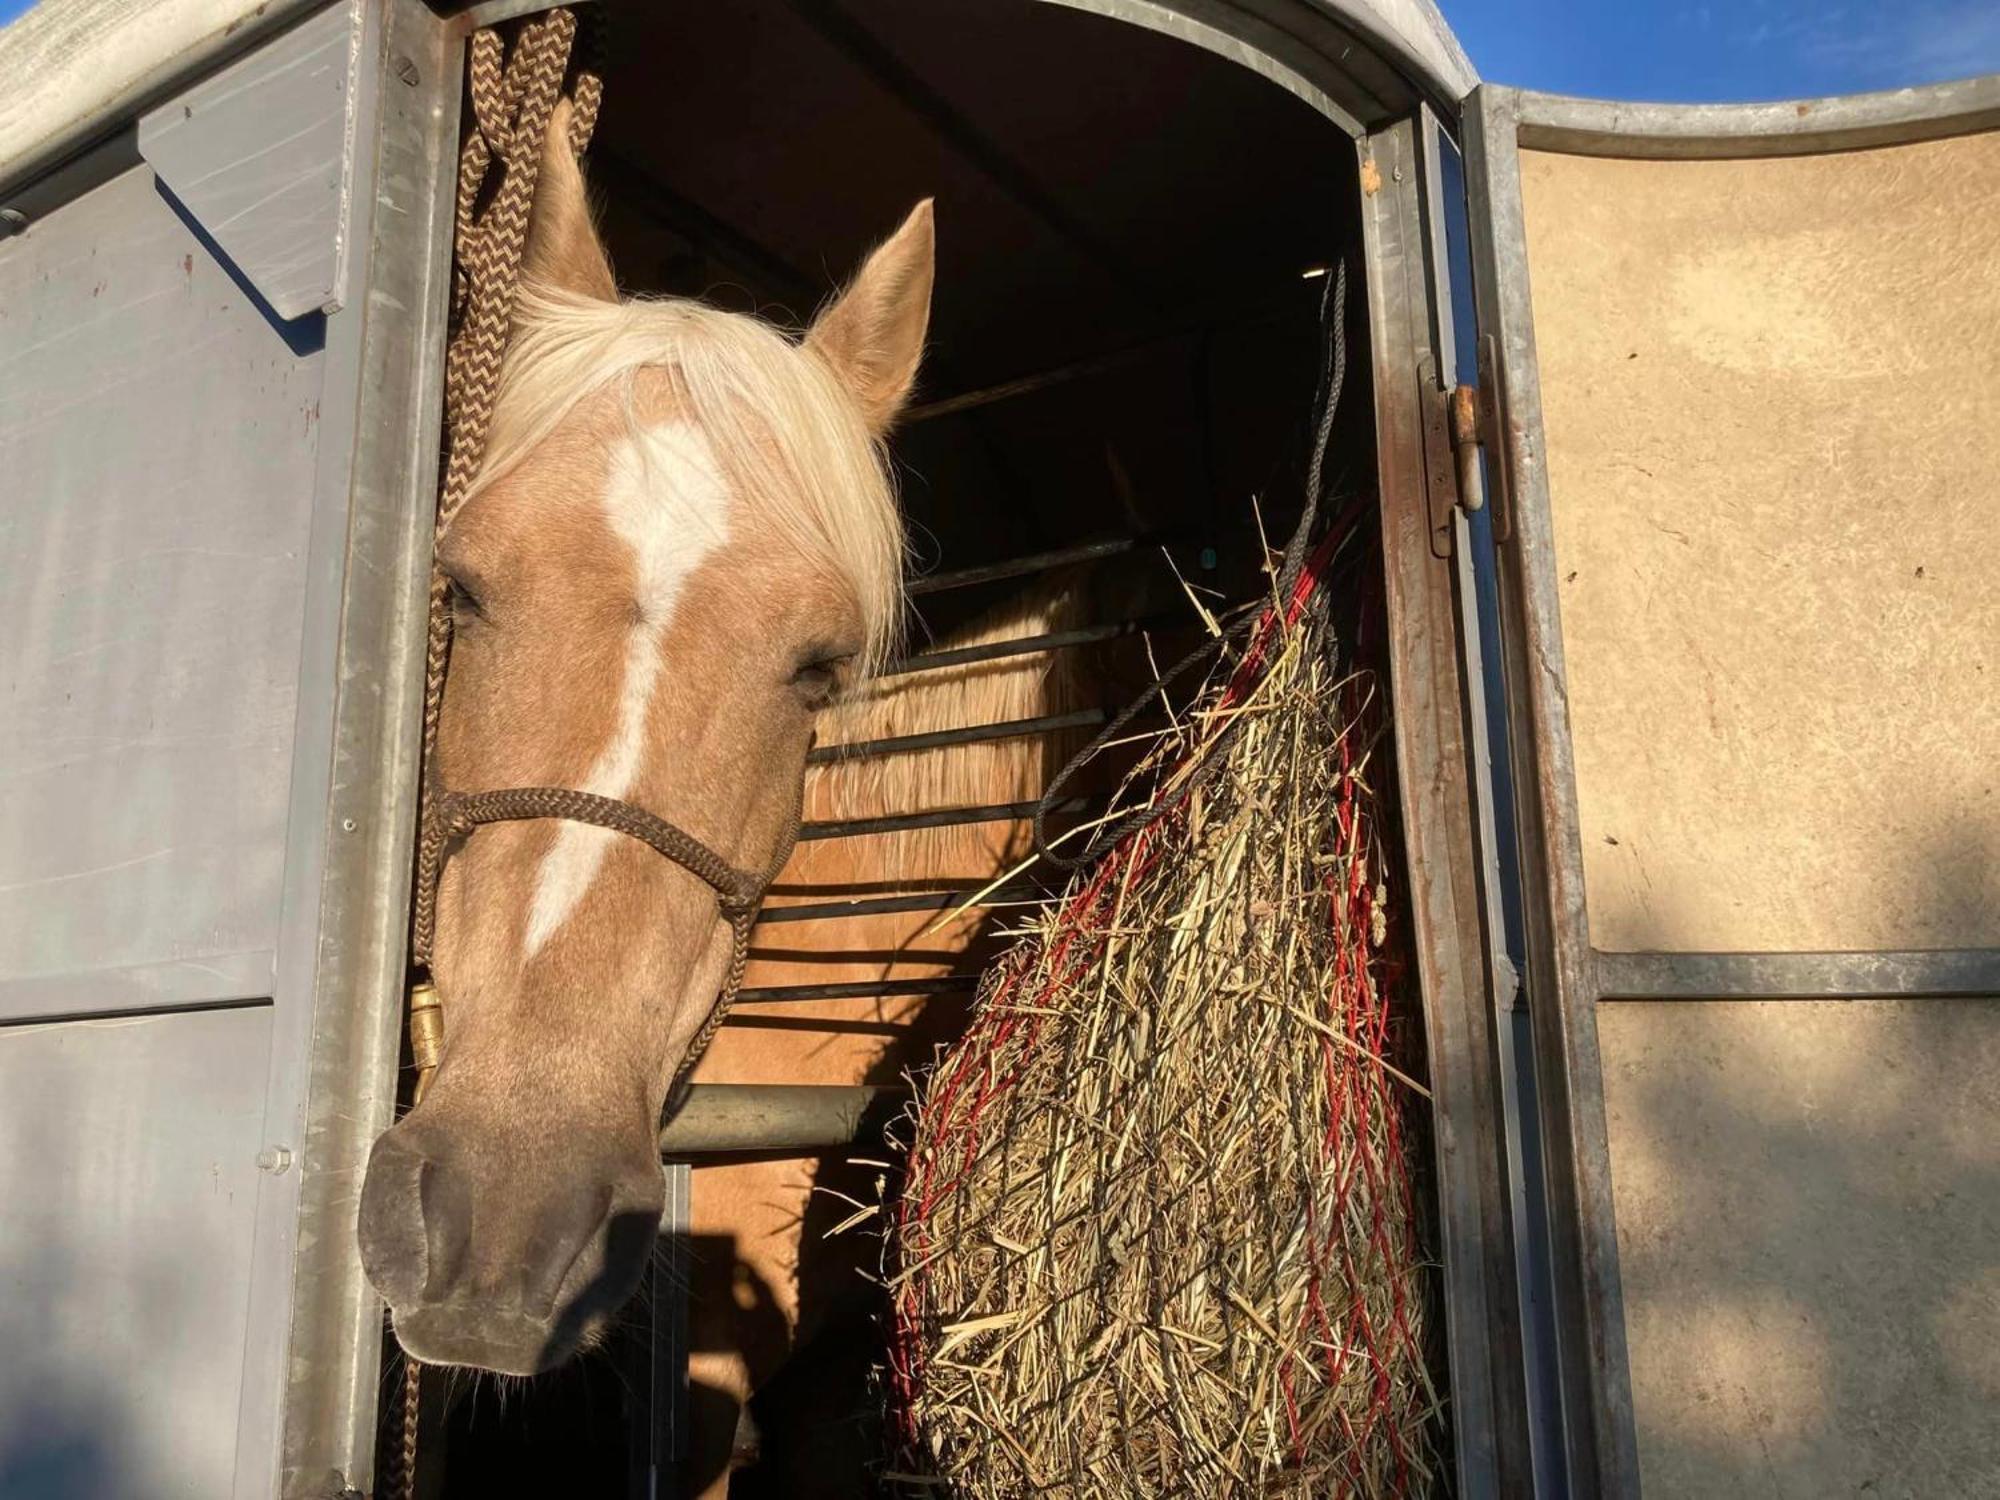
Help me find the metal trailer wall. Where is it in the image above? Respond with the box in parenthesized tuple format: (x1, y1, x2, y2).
(0, 1, 458, 1494)
(1523, 106, 2000, 1497)
(1464, 78, 2000, 1498)
(0, 1, 1537, 1495)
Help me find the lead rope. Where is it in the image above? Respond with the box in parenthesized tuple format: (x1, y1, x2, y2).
(395, 14, 599, 1500)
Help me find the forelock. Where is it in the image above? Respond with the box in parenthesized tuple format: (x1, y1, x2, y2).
(470, 285, 906, 673)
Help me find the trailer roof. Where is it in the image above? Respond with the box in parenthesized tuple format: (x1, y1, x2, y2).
(0, 0, 1477, 201)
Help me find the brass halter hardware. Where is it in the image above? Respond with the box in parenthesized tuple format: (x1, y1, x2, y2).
(407, 779, 800, 1103)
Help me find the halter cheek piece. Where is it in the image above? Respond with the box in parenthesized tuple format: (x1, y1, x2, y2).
(408, 777, 803, 1103)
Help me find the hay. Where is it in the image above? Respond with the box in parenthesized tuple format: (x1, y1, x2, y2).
(887, 538, 1441, 1498)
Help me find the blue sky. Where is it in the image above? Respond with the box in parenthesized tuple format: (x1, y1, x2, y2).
(0, 0, 1996, 99)
(1438, 0, 2000, 99)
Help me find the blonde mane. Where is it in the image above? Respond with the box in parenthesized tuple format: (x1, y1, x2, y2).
(470, 283, 907, 674)
(464, 284, 1099, 877)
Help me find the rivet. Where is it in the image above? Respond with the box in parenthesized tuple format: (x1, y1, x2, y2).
(257, 1146, 294, 1174)
(341, 817, 358, 832)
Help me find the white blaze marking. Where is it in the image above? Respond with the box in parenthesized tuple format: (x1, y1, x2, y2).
(523, 421, 731, 957)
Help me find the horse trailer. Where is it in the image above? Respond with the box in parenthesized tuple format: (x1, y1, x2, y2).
(1, 0, 1994, 1494)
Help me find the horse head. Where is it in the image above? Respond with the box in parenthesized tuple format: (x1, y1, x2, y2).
(358, 102, 931, 1375)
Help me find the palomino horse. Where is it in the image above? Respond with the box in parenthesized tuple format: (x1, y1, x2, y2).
(357, 104, 1097, 1488)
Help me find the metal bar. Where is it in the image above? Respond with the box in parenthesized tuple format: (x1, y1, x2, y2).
(658, 1084, 904, 1154)
(1420, 107, 1563, 1495)
(907, 345, 1162, 425)
(1511, 74, 2000, 161)
(1595, 948, 2000, 1001)
(732, 975, 981, 1004)
(798, 796, 1095, 842)
(1466, 82, 1640, 1498)
(884, 620, 1152, 677)
(905, 321, 1263, 423)
(649, 1163, 690, 1488)
(278, 5, 461, 1494)
(907, 537, 1137, 596)
(755, 884, 1046, 925)
(807, 708, 1104, 764)
(906, 345, 1169, 424)
(1366, 112, 1523, 1499)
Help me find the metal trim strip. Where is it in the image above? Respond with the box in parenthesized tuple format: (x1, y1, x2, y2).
(1462, 81, 1640, 1498)
(1596, 949, 2000, 1001)
(1365, 109, 1524, 1497)
(273, 2, 462, 1491)
(1509, 73, 2000, 160)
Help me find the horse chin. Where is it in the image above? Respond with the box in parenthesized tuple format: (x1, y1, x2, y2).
(391, 1302, 607, 1378)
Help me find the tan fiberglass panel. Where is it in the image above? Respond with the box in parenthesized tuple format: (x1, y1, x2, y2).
(1518, 133, 2000, 953)
(1599, 999, 2000, 1497)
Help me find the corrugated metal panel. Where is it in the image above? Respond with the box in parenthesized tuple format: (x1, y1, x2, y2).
(0, 1004, 275, 1499)
(138, 2, 359, 319)
(0, 161, 327, 1025)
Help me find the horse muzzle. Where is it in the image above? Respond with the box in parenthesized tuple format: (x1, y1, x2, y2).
(357, 1114, 664, 1375)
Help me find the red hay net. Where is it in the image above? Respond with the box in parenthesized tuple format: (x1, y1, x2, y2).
(886, 525, 1440, 1496)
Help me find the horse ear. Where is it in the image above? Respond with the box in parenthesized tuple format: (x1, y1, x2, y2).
(806, 199, 935, 433)
(521, 99, 617, 302)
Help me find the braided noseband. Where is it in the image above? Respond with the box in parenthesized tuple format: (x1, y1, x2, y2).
(409, 776, 801, 1103)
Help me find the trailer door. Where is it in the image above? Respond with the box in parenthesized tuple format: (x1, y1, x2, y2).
(0, 1, 458, 1494)
(1453, 78, 2000, 1498)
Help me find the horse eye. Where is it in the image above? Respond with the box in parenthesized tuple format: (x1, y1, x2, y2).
(791, 653, 852, 704)
(445, 573, 486, 620)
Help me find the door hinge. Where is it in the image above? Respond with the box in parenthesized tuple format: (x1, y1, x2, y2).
(1448, 381, 1488, 516)
(1419, 336, 1512, 558)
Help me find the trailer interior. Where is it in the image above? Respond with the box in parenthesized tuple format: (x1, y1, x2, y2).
(415, 0, 1406, 1492)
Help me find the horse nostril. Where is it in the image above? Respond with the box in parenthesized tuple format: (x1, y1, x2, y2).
(359, 1125, 482, 1308)
(360, 1126, 667, 1369)
(521, 1182, 619, 1316)
(417, 1149, 476, 1302)
(357, 1130, 432, 1309)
